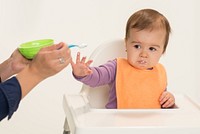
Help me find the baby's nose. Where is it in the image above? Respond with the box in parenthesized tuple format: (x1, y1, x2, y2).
(139, 51, 148, 58)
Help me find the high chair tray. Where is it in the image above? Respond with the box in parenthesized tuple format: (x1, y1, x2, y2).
(63, 94, 200, 134)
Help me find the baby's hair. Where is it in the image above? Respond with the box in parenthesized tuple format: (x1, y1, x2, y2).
(125, 9, 171, 53)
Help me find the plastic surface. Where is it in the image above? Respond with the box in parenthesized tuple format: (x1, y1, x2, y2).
(18, 39, 54, 59)
(63, 94, 200, 134)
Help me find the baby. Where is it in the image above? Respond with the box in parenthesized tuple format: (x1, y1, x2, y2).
(71, 9, 175, 109)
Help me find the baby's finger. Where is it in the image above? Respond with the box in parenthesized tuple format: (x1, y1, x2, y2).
(81, 56, 87, 63)
(162, 98, 174, 108)
(70, 59, 75, 67)
(76, 52, 81, 63)
(160, 94, 170, 105)
(159, 92, 167, 102)
(85, 60, 93, 66)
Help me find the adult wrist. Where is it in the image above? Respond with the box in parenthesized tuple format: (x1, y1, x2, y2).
(16, 66, 45, 98)
(0, 58, 14, 81)
(28, 64, 47, 81)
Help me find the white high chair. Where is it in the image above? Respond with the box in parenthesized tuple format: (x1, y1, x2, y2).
(63, 39, 200, 134)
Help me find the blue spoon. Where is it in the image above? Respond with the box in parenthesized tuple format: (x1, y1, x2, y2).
(68, 43, 87, 48)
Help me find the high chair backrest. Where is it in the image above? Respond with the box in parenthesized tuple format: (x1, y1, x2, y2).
(80, 39, 126, 108)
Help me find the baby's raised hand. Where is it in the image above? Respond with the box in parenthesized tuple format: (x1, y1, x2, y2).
(159, 91, 175, 108)
(71, 52, 93, 77)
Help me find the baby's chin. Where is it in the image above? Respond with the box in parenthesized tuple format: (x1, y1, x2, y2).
(128, 61, 154, 70)
(132, 64, 153, 70)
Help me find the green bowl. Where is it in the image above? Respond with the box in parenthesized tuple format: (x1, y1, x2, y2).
(18, 39, 54, 59)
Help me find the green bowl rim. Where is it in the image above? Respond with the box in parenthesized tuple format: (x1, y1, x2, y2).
(18, 39, 54, 48)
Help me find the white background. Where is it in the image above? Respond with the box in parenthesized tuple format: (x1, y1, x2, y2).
(0, 0, 199, 133)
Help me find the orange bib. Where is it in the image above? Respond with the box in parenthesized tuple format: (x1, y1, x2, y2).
(116, 58, 167, 109)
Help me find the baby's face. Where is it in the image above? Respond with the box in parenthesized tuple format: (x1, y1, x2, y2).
(125, 28, 165, 70)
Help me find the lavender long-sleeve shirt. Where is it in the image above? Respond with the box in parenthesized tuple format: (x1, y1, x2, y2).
(74, 60, 117, 108)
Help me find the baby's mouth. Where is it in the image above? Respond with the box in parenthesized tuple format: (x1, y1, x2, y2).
(138, 60, 147, 64)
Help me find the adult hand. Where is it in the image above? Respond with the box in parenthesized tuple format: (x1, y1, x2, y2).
(30, 42, 71, 79)
(16, 42, 71, 98)
(10, 49, 30, 74)
(0, 49, 30, 81)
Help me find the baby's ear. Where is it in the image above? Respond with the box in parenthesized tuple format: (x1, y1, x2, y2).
(124, 39, 128, 51)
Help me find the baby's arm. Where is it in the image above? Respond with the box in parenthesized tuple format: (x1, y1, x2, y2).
(159, 91, 175, 108)
(71, 52, 93, 77)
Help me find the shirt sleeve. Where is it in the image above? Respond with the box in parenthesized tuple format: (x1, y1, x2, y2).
(73, 59, 117, 87)
(0, 77, 22, 121)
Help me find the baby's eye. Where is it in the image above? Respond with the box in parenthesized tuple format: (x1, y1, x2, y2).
(149, 47, 156, 51)
(134, 45, 141, 49)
